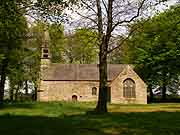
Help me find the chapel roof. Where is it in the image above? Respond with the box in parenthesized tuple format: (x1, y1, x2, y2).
(42, 64, 130, 81)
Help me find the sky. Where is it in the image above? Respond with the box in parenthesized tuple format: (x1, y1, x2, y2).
(26, 0, 179, 33)
(63, 0, 179, 34)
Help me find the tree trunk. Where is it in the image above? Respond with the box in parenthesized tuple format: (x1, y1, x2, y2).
(10, 89, 14, 101)
(0, 58, 8, 105)
(33, 86, 38, 101)
(94, 0, 113, 113)
(15, 88, 19, 101)
(148, 84, 153, 103)
(162, 82, 167, 100)
(162, 72, 167, 101)
(25, 80, 28, 95)
(95, 41, 108, 113)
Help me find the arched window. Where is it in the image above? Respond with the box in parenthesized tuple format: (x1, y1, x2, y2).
(92, 87, 97, 95)
(123, 78, 136, 98)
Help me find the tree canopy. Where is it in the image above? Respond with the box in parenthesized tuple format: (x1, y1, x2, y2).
(64, 28, 98, 64)
(124, 5, 180, 100)
(0, 0, 28, 103)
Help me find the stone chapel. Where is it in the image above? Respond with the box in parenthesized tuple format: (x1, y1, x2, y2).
(38, 30, 147, 104)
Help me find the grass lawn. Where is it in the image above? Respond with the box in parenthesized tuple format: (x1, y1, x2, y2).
(0, 102, 180, 135)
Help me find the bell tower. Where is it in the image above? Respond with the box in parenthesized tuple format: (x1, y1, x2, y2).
(41, 28, 51, 71)
(38, 28, 51, 101)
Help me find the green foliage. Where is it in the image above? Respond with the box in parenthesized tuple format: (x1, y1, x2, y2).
(108, 39, 129, 64)
(0, 0, 28, 101)
(49, 23, 65, 63)
(0, 0, 27, 51)
(33, 22, 99, 64)
(30, 21, 65, 63)
(0, 54, 5, 63)
(64, 28, 99, 64)
(125, 5, 180, 90)
(30, 0, 79, 23)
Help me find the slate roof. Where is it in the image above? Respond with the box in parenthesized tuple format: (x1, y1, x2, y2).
(42, 64, 128, 81)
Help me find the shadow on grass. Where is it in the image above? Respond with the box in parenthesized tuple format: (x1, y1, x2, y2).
(1, 111, 180, 135)
(0, 102, 36, 109)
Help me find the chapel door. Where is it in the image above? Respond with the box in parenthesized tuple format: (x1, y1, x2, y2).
(72, 95, 78, 101)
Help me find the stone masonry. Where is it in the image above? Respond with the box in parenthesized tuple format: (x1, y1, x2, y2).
(38, 64, 147, 104)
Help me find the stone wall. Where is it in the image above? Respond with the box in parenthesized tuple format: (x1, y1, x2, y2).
(39, 81, 99, 102)
(110, 65, 147, 104)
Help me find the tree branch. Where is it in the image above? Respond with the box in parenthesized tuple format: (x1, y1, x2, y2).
(81, 0, 97, 14)
(108, 16, 151, 54)
(111, 0, 146, 33)
(107, 25, 136, 54)
(102, 0, 108, 14)
(75, 11, 98, 25)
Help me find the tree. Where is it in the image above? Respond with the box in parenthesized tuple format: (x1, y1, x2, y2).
(0, 0, 27, 104)
(31, 22, 96, 64)
(108, 37, 129, 64)
(125, 5, 180, 101)
(64, 28, 98, 64)
(49, 23, 65, 63)
(45, 24, 99, 64)
(73, 0, 156, 113)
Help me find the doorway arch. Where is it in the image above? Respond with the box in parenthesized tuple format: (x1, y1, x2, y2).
(72, 95, 78, 101)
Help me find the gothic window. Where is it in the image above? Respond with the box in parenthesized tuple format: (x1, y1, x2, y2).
(123, 78, 136, 98)
(92, 87, 97, 95)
